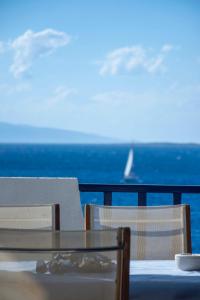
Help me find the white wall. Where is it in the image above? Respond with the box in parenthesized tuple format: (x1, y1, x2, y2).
(0, 177, 83, 230)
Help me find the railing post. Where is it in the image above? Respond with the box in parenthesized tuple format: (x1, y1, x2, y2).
(138, 192, 147, 206)
(104, 192, 112, 206)
(173, 192, 182, 205)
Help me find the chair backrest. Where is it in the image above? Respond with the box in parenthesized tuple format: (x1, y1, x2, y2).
(0, 204, 60, 230)
(85, 204, 191, 260)
(0, 177, 83, 230)
(0, 227, 130, 300)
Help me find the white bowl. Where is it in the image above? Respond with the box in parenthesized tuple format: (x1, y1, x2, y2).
(175, 253, 200, 271)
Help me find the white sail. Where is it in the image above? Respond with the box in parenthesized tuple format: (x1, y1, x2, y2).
(124, 149, 134, 178)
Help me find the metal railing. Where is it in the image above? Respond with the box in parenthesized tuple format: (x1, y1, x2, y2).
(79, 184, 200, 206)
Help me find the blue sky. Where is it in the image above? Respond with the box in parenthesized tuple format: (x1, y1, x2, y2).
(0, 0, 199, 142)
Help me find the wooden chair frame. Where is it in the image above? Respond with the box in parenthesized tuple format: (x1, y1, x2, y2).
(116, 227, 130, 300)
(53, 203, 60, 230)
(185, 204, 192, 253)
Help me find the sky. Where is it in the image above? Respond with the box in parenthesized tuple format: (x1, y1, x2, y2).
(0, 0, 200, 143)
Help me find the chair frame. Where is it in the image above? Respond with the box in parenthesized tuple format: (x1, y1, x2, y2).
(116, 227, 130, 300)
(185, 204, 192, 253)
(54, 203, 60, 230)
(85, 204, 192, 255)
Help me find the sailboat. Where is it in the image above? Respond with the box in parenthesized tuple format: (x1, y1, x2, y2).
(123, 148, 138, 182)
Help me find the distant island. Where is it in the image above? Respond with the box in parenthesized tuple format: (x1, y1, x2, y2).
(0, 122, 118, 144)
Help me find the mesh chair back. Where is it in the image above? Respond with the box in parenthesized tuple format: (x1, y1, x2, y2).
(0, 228, 130, 300)
(0, 204, 60, 230)
(85, 204, 191, 260)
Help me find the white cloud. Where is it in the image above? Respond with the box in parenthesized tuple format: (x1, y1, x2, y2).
(0, 82, 31, 95)
(99, 46, 144, 75)
(92, 91, 134, 106)
(46, 86, 77, 106)
(54, 86, 77, 100)
(145, 55, 165, 73)
(99, 44, 173, 76)
(9, 29, 71, 78)
(92, 90, 158, 108)
(161, 44, 173, 53)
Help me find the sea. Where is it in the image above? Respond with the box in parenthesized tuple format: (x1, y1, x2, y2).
(0, 143, 200, 252)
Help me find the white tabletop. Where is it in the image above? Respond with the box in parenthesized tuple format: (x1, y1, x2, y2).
(130, 260, 200, 300)
(0, 260, 200, 300)
(130, 260, 200, 276)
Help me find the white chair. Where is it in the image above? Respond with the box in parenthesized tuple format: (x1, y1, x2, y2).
(0, 177, 83, 230)
(0, 204, 60, 230)
(85, 204, 191, 260)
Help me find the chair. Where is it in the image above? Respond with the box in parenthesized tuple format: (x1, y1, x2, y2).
(85, 204, 191, 260)
(0, 228, 130, 300)
(0, 204, 60, 230)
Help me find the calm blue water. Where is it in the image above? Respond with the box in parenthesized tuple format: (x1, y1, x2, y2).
(0, 143, 200, 252)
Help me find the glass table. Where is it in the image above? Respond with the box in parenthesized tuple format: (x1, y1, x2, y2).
(0, 228, 130, 300)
